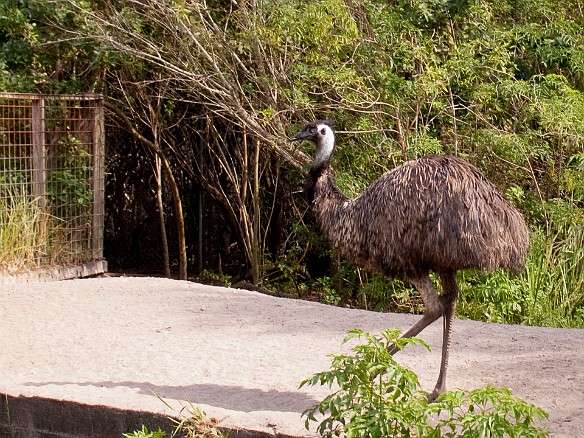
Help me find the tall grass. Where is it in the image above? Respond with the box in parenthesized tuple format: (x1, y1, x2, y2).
(0, 183, 51, 274)
(521, 226, 584, 327)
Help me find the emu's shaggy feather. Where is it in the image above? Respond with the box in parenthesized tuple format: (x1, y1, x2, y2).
(308, 154, 529, 278)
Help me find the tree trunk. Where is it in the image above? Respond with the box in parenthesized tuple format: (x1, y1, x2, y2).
(154, 154, 171, 277)
(250, 138, 262, 284)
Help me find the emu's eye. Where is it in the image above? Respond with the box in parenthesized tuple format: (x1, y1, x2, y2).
(309, 127, 316, 133)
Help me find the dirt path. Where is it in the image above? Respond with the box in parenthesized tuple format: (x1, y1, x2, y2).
(1, 276, 582, 436)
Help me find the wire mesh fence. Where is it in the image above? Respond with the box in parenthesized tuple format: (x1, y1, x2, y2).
(0, 93, 105, 276)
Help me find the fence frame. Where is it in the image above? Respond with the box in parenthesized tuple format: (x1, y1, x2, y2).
(0, 92, 107, 282)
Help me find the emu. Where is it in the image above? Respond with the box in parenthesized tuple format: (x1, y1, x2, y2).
(291, 120, 529, 401)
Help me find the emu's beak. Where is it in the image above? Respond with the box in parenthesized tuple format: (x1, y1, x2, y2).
(289, 130, 310, 142)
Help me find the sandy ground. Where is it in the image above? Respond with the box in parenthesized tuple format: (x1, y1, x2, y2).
(1, 276, 583, 437)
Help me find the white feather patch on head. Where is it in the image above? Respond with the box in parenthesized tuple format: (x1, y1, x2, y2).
(314, 123, 335, 168)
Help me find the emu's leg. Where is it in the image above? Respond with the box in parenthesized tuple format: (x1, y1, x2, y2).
(428, 270, 460, 402)
(388, 274, 443, 355)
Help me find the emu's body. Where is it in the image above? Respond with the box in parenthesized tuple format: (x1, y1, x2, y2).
(292, 121, 529, 401)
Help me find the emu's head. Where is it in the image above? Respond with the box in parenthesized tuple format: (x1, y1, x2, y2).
(290, 120, 335, 171)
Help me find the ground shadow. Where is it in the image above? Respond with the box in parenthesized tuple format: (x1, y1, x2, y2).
(24, 380, 319, 413)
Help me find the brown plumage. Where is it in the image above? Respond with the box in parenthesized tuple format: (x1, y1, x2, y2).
(291, 120, 529, 401)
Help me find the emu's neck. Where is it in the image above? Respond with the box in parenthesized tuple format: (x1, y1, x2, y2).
(306, 166, 350, 222)
(306, 165, 358, 266)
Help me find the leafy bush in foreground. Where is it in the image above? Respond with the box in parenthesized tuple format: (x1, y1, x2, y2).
(301, 329, 549, 437)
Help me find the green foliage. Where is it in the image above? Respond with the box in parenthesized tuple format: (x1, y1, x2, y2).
(458, 270, 526, 325)
(46, 135, 92, 209)
(434, 387, 549, 438)
(123, 425, 166, 438)
(265, 220, 331, 298)
(300, 329, 432, 437)
(357, 274, 423, 314)
(316, 276, 342, 306)
(199, 269, 232, 287)
(0, 0, 36, 91)
(301, 329, 549, 437)
(0, 0, 112, 92)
